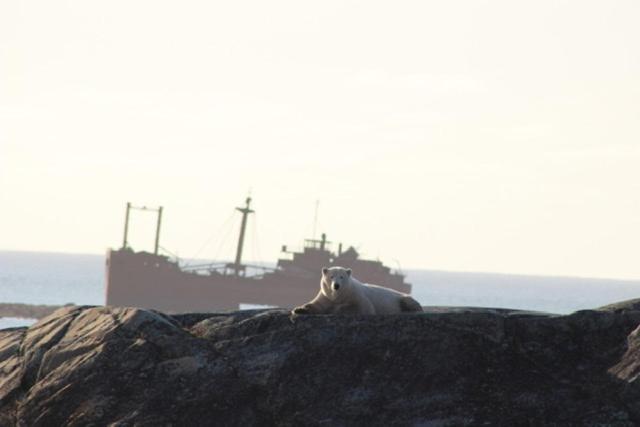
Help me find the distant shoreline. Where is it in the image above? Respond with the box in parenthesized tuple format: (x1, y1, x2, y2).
(0, 303, 68, 319)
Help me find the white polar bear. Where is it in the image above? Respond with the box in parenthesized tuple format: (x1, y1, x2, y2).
(292, 266, 423, 315)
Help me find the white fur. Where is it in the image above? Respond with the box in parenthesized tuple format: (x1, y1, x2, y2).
(292, 266, 423, 315)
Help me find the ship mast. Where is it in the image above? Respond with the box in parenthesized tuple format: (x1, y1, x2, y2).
(122, 202, 163, 255)
(232, 197, 254, 276)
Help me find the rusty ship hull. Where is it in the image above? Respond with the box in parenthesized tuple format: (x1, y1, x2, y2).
(105, 200, 411, 313)
(105, 248, 411, 313)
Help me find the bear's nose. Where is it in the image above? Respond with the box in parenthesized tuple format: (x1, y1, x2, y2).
(332, 283, 340, 290)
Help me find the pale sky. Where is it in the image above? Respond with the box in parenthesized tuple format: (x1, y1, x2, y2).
(1, 0, 639, 279)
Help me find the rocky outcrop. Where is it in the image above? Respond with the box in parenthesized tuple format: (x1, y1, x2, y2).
(2, 301, 640, 426)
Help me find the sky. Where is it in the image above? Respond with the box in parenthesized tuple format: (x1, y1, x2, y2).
(1, 0, 639, 280)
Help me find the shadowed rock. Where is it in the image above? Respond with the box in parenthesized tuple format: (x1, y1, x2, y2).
(2, 302, 640, 426)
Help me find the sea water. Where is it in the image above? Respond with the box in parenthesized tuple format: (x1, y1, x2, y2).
(2, 251, 640, 329)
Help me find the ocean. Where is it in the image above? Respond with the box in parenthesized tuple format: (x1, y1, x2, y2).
(2, 250, 640, 329)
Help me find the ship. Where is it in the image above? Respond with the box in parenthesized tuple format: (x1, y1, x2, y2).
(105, 198, 411, 313)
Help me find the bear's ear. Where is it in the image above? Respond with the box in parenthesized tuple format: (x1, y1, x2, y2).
(346, 268, 352, 276)
(322, 267, 329, 275)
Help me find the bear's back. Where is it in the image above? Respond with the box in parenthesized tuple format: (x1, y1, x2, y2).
(361, 282, 407, 314)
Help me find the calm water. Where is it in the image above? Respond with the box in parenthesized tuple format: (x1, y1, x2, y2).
(2, 250, 640, 328)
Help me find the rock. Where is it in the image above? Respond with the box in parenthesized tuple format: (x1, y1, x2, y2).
(2, 302, 640, 425)
(599, 299, 640, 313)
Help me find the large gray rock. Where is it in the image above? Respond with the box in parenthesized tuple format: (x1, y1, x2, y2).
(2, 303, 640, 426)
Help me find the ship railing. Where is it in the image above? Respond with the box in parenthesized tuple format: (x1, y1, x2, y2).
(181, 262, 276, 277)
(181, 262, 228, 271)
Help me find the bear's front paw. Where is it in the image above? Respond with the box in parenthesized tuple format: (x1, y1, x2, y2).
(292, 306, 310, 315)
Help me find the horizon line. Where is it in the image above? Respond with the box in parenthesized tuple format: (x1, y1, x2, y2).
(1, 248, 639, 283)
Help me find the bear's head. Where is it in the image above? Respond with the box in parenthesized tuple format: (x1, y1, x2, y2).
(321, 266, 352, 301)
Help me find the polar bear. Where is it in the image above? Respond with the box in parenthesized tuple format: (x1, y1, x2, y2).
(292, 266, 423, 315)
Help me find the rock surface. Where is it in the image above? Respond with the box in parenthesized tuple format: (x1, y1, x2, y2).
(2, 301, 640, 426)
